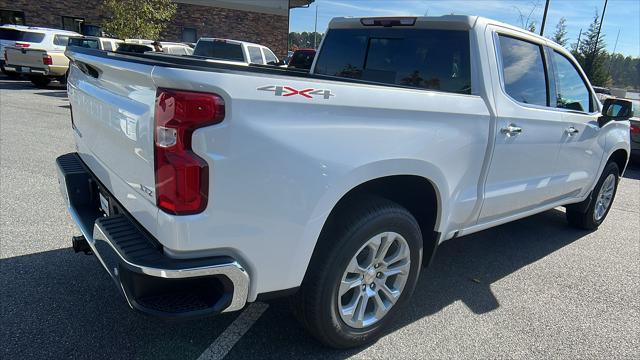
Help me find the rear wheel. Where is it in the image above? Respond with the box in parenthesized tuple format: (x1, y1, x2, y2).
(292, 197, 422, 348)
(29, 75, 51, 88)
(566, 162, 619, 230)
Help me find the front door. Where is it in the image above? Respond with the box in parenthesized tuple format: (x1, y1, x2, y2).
(548, 49, 602, 198)
(479, 30, 567, 223)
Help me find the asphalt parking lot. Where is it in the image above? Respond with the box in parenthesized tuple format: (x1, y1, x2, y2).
(1, 74, 638, 359)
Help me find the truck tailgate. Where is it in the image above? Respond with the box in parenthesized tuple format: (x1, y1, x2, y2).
(67, 51, 159, 232)
(5, 47, 46, 68)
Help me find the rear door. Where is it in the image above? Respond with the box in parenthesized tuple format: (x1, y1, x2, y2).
(548, 49, 602, 198)
(479, 28, 566, 222)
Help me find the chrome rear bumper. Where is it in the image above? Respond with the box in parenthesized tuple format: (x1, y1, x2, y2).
(56, 152, 249, 317)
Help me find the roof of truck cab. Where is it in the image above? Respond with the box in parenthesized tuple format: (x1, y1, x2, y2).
(328, 15, 566, 49)
(197, 38, 267, 48)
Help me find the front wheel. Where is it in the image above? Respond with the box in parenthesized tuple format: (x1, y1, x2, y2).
(292, 197, 423, 348)
(566, 162, 619, 230)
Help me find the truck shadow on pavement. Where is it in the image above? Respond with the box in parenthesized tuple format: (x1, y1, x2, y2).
(1, 208, 589, 359)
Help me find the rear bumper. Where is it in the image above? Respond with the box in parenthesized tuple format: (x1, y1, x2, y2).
(56, 152, 249, 318)
(4, 64, 48, 75)
(4, 64, 66, 76)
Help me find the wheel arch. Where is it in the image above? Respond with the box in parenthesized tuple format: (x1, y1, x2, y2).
(608, 148, 629, 175)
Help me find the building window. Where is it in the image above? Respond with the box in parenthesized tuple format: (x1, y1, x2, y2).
(82, 24, 102, 37)
(61, 16, 84, 33)
(1, 9, 26, 25)
(182, 28, 197, 43)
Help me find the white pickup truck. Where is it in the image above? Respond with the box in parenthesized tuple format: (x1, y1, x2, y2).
(57, 16, 632, 348)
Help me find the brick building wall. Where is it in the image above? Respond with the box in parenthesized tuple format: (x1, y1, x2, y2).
(162, 3, 288, 57)
(0, 1, 289, 57)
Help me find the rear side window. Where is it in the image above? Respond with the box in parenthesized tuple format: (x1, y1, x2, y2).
(247, 46, 264, 64)
(314, 28, 471, 94)
(498, 35, 548, 106)
(193, 40, 245, 62)
(53, 35, 72, 46)
(551, 51, 592, 112)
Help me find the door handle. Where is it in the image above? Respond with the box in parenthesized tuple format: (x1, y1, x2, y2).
(566, 126, 579, 136)
(500, 124, 522, 137)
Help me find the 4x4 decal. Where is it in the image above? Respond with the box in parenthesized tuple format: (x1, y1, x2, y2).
(257, 85, 335, 99)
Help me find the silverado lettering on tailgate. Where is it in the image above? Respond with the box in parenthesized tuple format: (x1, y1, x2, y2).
(257, 85, 335, 99)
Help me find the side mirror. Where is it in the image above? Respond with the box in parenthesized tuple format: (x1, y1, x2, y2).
(599, 98, 634, 127)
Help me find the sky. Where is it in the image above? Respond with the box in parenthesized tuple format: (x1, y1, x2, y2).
(290, 0, 640, 57)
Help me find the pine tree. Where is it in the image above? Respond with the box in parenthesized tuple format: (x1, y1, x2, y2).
(574, 11, 609, 86)
(552, 17, 569, 47)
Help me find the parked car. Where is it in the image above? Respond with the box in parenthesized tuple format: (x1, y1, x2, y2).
(116, 40, 193, 55)
(629, 100, 640, 163)
(287, 48, 316, 70)
(59, 15, 632, 348)
(193, 38, 279, 65)
(1, 25, 67, 78)
(67, 36, 123, 51)
(3, 27, 80, 87)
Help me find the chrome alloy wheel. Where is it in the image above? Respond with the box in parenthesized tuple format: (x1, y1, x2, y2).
(337, 232, 411, 328)
(594, 173, 616, 222)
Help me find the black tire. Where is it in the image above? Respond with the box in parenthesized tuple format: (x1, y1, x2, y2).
(291, 197, 423, 348)
(566, 162, 619, 230)
(29, 76, 51, 88)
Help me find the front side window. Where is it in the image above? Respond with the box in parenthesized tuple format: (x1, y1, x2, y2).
(247, 46, 264, 64)
(263, 48, 278, 64)
(552, 51, 592, 112)
(498, 35, 548, 106)
(314, 28, 471, 94)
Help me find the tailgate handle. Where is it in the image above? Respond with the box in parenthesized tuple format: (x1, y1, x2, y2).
(75, 61, 100, 79)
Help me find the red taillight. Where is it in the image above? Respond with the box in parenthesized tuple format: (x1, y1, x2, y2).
(42, 54, 53, 65)
(154, 89, 225, 215)
(631, 124, 640, 134)
(15, 42, 30, 48)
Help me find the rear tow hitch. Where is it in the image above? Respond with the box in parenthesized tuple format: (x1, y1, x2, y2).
(72, 235, 93, 255)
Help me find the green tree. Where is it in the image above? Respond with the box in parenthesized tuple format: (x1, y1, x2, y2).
(551, 17, 568, 47)
(102, 0, 177, 40)
(574, 11, 609, 86)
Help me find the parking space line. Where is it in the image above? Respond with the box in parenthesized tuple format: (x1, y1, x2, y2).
(197, 302, 269, 360)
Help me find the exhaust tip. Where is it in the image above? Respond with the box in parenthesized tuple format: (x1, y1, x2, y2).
(72, 235, 93, 255)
